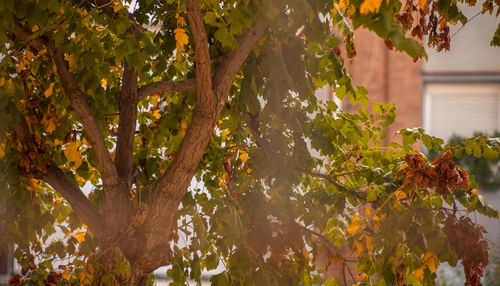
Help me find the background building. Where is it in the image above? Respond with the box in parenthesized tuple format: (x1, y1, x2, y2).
(345, 5, 500, 284)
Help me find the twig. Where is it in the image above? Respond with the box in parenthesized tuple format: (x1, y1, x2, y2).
(451, 11, 482, 38)
(299, 169, 366, 200)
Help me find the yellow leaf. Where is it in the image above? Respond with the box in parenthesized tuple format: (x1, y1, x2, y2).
(359, 0, 383, 14)
(393, 199, 403, 211)
(174, 28, 189, 60)
(422, 251, 439, 273)
(347, 216, 361, 235)
(150, 95, 160, 105)
(175, 28, 189, 46)
(221, 129, 230, 141)
(44, 83, 54, 98)
(301, 247, 310, 261)
(239, 151, 249, 163)
(113, 2, 123, 13)
(418, 0, 426, 10)
(41, 113, 58, 134)
(365, 234, 373, 252)
(177, 15, 187, 26)
(395, 189, 406, 199)
(353, 239, 364, 256)
(64, 141, 82, 169)
(25, 50, 35, 61)
(101, 78, 107, 87)
(365, 207, 372, 216)
(180, 120, 187, 129)
(339, 0, 349, 9)
(64, 141, 80, 162)
(0, 142, 5, 158)
(179, 129, 186, 139)
(414, 266, 425, 280)
(471, 189, 479, 196)
(152, 109, 161, 119)
(74, 231, 86, 243)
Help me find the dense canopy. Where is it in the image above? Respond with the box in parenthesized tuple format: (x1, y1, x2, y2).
(0, 0, 499, 285)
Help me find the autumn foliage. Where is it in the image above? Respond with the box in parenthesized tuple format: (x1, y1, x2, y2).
(398, 152, 469, 198)
(1, 0, 499, 285)
(445, 214, 489, 286)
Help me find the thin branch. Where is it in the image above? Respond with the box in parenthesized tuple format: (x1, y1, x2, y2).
(12, 120, 106, 240)
(299, 169, 366, 200)
(451, 11, 482, 38)
(245, 113, 267, 148)
(82, 1, 113, 19)
(345, 261, 356, 283)
(136, 78, 196, 102)
(50, 47, 122, 192)
(213, 21, 268, 111)
(43, 164, 106, 240)
(91, 0, 146, 32)
(115, 61, 138, 190)
(342, 262, 347, 286)
(10, 22, 45, 51)
(297, 223, 343, 259)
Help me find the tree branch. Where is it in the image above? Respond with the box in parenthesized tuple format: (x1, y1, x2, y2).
(10, 22, 129, 236)
(299, 169, 366, 200)
(213, 21, 269, 111)
(50, 47, 124, 188)
(136, 78, 196, 102)
(131, 2, 280, 272)
(50, 43, 130, 237)
(115, 61, 137, 190)
(91, 0, 146, 32)
(12, 120, 106, 240)
(10, 22, 45, 51)
(43, 165, 106, 240)
(148, 0, 215, 203)
(296, 223, 343, 259)
(245, 113, 267, 148)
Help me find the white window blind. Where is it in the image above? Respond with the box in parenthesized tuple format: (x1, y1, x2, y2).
(423, 83, 500, 140)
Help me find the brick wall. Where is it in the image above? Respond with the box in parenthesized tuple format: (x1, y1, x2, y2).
(345, 29, 423, 144)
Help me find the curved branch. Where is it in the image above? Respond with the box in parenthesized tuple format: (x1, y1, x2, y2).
(12, 120, 106, 240)
(213, 21, 269, 111)
(148, 0, 215, 203)
(43, 165, 106, 240)
(137, 78, 196, 102)
(10, 22, 122, 195)
(132, 2, 280, 272)
(115, 61, 137, 190)
(10, 22, 129, 236)
(50, 49, 125, 186)
(299, 169, 366, 200)
(133, 0, 218, 269)
(10, 22, 45, 51)
(51, 48, 130, 236)
(91, 0, 146, 32)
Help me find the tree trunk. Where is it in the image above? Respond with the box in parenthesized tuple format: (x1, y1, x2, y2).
(124, 270, 150, 286)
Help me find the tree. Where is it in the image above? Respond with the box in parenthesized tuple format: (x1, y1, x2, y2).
(0, 0, 499, 285)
